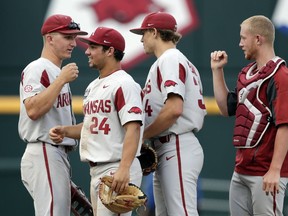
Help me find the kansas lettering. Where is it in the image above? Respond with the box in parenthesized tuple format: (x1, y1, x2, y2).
(83, 100, 112, 114)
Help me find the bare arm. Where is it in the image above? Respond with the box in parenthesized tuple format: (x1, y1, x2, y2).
(49, 123, 83, 143)
(262, 124, 288, 195)
(111, 121, 141, 193)
(210, 51, 230, 116)
(143, 94, 183, 140)
(24, 63, 79, 120)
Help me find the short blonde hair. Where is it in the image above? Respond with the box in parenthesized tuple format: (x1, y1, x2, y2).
(241, 15, 275, 44)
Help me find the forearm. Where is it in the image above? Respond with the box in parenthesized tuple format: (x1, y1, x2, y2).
(144, 112, 176, 140)
(64, 123, 83, 140)
(143, 95, 182, 140)
(119, 122, 141, 169)
(24, 77, 67, 120)
(212, 68, 229, 116)
(269, 125, 288, 172)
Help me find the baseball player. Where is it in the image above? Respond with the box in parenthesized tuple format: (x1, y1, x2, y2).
(211, 15, 288, 215)
(130, 12, 207, 216)
(49, 27, 144, 216)
(18, 14, 87, 216)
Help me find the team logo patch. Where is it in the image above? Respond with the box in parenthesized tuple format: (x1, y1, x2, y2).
(128, 106, 142, 114)
(164, 80, 178, 87)
(24, 85, 33, 93)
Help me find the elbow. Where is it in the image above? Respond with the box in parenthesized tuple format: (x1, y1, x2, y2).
(27, 113, 40, 121)
(217, 106, 229, 117)
(26, 109, 42, 120)
(24, 98, 43, 120)
(172, 107, 183, 119)
(219, 110, 229, 117)
(215, 101, 229, 117)
(24, 100, 47, 120)
(175, 110, 183, 119)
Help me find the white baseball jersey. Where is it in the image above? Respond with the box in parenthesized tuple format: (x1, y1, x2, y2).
(80, 70, 144, 163)
(18, 57, 77, 146)
(143, 48, 207, 136)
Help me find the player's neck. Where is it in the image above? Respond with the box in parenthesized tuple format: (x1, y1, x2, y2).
(155, 42, 176, 58)
(41, 49, 62, 68)
(99, 63, 122, 79)
(255, 47, 275, 71)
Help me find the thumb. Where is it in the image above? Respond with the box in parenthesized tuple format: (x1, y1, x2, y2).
(54, 126, 63, 134)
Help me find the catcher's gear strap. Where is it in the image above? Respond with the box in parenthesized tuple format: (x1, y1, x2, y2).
(71, 181, 93, 216)
(98, 175, 147, 214)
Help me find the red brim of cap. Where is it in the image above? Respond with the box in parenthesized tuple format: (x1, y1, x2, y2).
(77, 37, 98, 44)
(129, 28, 147, 35)
(58, 29, 88, 35)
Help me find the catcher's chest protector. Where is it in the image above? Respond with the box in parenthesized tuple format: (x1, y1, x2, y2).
(233, 57, 285, 148)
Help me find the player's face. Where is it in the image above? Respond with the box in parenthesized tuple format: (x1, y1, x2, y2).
(85, 44, 107, 70)
(239, 24, 257, 60)
(48, 33, 77, 60)
(141, 29, 156, 55)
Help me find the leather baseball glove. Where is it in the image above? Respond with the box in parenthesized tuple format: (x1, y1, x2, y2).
(71, 181, 93, 216)
(98, 175, 147, 214)
(137, 145, 158, 176)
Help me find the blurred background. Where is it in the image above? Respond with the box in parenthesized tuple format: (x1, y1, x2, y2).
(0, 0, 287, 215)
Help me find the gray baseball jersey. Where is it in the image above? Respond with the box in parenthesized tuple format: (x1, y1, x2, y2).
(18, 57, 77, 146)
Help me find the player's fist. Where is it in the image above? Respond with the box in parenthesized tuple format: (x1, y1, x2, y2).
(210, 50, 228, 70)
(49, 126, 66, 143)
(59, 62, 79, 83)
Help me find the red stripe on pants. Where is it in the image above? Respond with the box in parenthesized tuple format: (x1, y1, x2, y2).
(176, 135, 188, 216)
(42, 143, 54, 216)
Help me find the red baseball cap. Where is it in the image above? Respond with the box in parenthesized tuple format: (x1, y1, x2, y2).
(130, 12, 177, 35)
(78, 27, 125, 52)
(41, 14, 88, 35)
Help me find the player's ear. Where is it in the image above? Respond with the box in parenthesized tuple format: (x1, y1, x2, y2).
(152, 28, 158, 36)
(255, 34, 264, 46)
(107, 47, 115, 56)
(45, 33, 54, 44)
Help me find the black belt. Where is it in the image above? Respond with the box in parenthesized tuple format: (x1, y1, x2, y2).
(89, 161, 98, 167)
(88, 160, 120, 167)
(158, 134, 172, 144)
(51, 144, 74, 153)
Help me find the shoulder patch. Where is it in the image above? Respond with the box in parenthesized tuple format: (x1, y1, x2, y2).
(128, 106, 142, 114)
(24, 85, 33, 93)
(164, 80, 178, 87)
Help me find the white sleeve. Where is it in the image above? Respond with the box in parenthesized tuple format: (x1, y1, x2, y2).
(117, 80, 143, 126)
(158, 53, 186, 103)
